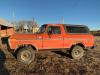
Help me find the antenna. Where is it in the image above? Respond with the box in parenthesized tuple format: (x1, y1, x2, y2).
(12, 10, 16, 30)
(61, 17, 64, 24)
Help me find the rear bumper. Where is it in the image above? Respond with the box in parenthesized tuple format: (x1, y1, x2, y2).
(91, 45, 96, 49)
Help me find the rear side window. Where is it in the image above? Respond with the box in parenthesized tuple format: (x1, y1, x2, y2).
(65, 26, 89, 33)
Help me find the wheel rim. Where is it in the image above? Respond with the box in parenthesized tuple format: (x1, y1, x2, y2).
(72, 47, 84, 59)
(21, 50, 32, 62)
(74, 49, 81, 56)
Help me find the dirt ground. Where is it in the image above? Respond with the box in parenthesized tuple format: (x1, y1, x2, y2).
(0, 36, 100, 75)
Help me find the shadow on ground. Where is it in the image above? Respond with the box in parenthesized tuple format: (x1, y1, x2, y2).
(52, 51, 72, 59)
(0, 49, 9, 75)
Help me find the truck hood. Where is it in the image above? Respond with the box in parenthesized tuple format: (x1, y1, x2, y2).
(9, 33, 37, 39)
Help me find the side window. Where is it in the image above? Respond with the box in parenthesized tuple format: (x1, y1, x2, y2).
(47, 26, 61, 34)
(65, 26, 89, 33)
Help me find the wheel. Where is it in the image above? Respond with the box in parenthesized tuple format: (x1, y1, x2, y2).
(17, 46, 35, 64)
(71, 45, 84, 59)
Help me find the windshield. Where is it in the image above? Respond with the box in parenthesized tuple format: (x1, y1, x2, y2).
(37, 25, 46, 33)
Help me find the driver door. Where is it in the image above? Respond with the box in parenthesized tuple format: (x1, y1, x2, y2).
(43, 26, 63, 49)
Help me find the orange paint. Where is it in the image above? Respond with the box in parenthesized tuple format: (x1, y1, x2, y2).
(9, 24, 94, 52)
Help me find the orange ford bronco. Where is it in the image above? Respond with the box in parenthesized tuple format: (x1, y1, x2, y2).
(8, 24, 95, 64)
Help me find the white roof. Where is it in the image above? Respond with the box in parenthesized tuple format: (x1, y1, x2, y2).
(0, 19, 14, 27)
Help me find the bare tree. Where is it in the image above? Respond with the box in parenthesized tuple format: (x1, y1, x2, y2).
(16, 19, 39, 33)
(27, 19, 38, 32)
(18, 20, 25, 33)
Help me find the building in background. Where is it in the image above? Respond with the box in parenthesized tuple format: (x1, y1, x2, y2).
(0, 19, 14, 37)
(32, 25, 39, 33)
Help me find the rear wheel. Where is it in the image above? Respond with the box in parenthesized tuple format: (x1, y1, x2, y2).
(71, 45, 84, 59)
(17, 46, 35, 65)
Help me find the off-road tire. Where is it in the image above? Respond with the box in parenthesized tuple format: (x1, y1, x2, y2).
(71, 45, 84, 59)
(17, 46, 35, 65)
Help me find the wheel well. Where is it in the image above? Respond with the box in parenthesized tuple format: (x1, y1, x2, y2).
(76, 43, 85, 48)
(70, 43, 85, 50)
(29, 44, 37, 50)
(14, 44, 37, 58)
